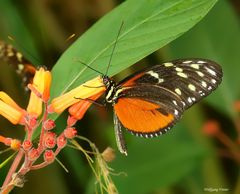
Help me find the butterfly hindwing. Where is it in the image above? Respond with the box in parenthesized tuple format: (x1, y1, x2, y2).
(114, 84, 184, 137)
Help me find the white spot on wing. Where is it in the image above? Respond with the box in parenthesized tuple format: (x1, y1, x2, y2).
(211, 79, 216, 84)
(175, 88, 182, 95)
(16, 52, 23, 62)
(182, 101, 186, 106)
(175, 67, 183, 72)
(177, 72, 188, 78)
(188, 97, 192, 103)
(172, 100, 177, 105)
(188, 84, 196, 91)
(196, 71, 204, 77)
(147, 70, 164, 83)
(164, 62, 173, 67)
(18, 64, 24, 71)
(202, 81, 207, 88)
(174, 109, 178, 115)
(190, 64, 199, 69)
(183, 60, 192, 64)
(198, 61, 206, 64)
(206, 67, 216, 76)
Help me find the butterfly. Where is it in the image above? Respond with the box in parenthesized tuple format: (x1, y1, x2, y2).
(97, 58, 222, 155)
(0, 40, 36, 90)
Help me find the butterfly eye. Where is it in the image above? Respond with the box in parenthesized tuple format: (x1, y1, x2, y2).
(102, 76, 111, 86)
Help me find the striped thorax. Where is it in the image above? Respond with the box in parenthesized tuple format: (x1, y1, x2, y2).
(102, 75, 122, 105)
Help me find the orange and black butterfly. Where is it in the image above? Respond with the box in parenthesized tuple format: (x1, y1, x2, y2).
(0, 40, 36, 89)
(99, 59, 222, 155)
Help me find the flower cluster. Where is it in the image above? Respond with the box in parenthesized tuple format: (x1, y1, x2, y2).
(0, 67, 106, 194)
(202, 112, 240, 164)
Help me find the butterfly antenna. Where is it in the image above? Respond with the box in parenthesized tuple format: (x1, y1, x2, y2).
(65, 34, 76, 43)
(8, 35, 41, 66)
(75, 59, 104, 76)
(105, 22, 124, 76)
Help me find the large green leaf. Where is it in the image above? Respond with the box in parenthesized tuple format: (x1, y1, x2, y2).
(167, 0, 240, 117)
(51, 0, 218, 98)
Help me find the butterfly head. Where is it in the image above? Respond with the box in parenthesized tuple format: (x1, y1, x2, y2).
(102, 75, 114, 88)
(102, 75, 120, 104)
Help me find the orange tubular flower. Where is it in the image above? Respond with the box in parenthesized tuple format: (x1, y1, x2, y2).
(0, 92, 25, 124)
(69, 92, 103, 120)
(27, 68, 52, 116)
(50, 76, 105, 114)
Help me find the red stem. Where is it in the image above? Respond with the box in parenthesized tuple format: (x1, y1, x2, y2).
(1, 149, 24, 192)
(38, 103, 48, 152)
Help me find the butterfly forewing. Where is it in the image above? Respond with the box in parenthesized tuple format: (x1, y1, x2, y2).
(115, 58, 222, 137)
(120, 59, 222, 109)
(0, 41, 36, 89)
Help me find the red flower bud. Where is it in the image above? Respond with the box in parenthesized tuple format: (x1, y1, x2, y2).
(43, 119, 56, 130)
(22, 140, 32, 151)
(44, 132, 56, 148)
(202, 120, 220, 136)
(44, 150, 55, 163)
(57, 134, 67, 148)
(28, 116, 38, 129)
(64, 127, 77, 139)
(28, 148, 39, 161)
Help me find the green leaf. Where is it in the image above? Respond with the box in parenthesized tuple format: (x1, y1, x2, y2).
(0, 153, 16, 170)
(51, 0, 218, 98)
(167, 0, 240, 117)
(0, 1, 40, 64)
(110, 124, 205, 194)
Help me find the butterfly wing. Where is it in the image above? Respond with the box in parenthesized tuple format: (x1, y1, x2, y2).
(114, 84, 184, 137)
(114, 58, 222, 137)
(120, 58, 222, 109)
(0, 41, 36, 90)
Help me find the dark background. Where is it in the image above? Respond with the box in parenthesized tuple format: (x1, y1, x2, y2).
(0, 0, 240, 194)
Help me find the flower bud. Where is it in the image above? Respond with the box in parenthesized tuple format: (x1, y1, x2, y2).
(67, 115, 77, 127)
(43, 119, 56, 130)
(28, 148, 39, 161)
(202, 120, 220, 136)
(44, 132, 56, 148)
(28, 116, 38, 129)
(64, 127, 77, 139)
(44, 150, 55, 163)
(57, 134, 67, 148)
(22, 140, 32, 151)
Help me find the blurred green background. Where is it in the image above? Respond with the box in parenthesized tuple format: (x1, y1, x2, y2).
(0, 0, 240, 194)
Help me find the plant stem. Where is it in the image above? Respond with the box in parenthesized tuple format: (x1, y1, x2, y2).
(38, 103, 48, 151)
(1, 149, 24, 194)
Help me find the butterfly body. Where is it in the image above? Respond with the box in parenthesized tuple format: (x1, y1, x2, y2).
(102, 58, 222, 155)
